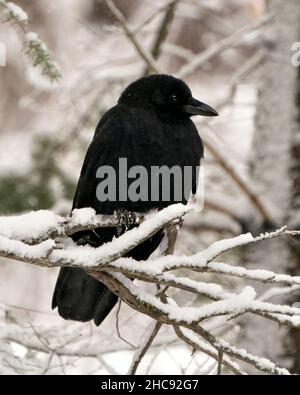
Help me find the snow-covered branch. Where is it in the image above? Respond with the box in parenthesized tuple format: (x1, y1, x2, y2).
(174, 326, 246, 375)
(0, 1, 61, 81)
(200, 127, 273, 225)
(103, 0, 162, 74)
(88, 0, 273, 233)
(1, 205, 300, 374)
(0, 0, 28, 25)
(24, 32, 61, 81)
(0, 208, 141, 245)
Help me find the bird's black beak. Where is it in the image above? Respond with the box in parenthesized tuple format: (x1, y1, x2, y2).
(184, 98, 219, 117)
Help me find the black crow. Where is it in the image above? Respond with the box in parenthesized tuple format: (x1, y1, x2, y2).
(52, 74, 218, 326)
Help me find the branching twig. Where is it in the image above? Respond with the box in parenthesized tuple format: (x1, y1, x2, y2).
(176, 14, 273, 78)
(0, 0, 28, 28)
(1, 206, 300, 375)
(201, 128, 273, 225)
(144, 0, 179, 75)
(103, 0, 162, 74)
(191, 325, 290, 375)
(216, 51, 264, 109)
(24, 32, 61, 81)
(115, 300, 136, 349)
(133, 0, 179, 35)
(93, 272, 290, 375)
(128, 321, 162, 375)
(0, 1, 61, 80)
(174, 326, 246, 375)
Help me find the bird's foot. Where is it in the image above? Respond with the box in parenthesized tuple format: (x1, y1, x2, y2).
(116, 209, 137, 235)
(116, 209, 137, 226)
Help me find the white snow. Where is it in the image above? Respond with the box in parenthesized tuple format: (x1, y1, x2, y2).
(208, 262, 276, 280)
(206, 262, 300, 285)
(0, 210, 61, 242)
(249, 300, 300, 317)
(268, 314, 300, 327)
(260, 285, 300, 302)
(215, 339, 290, 375)
(5, 2, 28, 23)
(25, 32, 39, 43)
(159, 273, 229, 299)
(114, 273, 256, 324)
(70, 208, 97, 226)
(196, 233, 254, 263)
(70, 208, 122, 228)
(50, 224, 253, 271)
(24, 31, 61, 80)
(51, 204, 191, 267)
(128, 320, 158, 374)
(180, 328, 246, 374)
(0, 235, 55, 260)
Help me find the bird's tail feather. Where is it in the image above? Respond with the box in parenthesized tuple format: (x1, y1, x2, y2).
(52, 267, 118, 326)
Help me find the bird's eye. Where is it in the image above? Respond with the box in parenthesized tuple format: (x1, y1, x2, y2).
(170, 94, 178, 103)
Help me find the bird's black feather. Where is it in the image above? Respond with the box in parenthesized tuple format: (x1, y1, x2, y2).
(52, 75, 216, 326)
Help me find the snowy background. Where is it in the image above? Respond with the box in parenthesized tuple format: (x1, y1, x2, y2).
(1, 0, 300, 375)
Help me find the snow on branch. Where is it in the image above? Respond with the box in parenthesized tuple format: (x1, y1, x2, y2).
(0, 1, 61, 81)
(199, 126, 273, 225)
(24, 32, 61, 81)
(176, 14, 273, 79)
(86, 0, 272, 233)
(0, 0, 28, 24)
(1, 204, 300, 374)
(0, 208, 138, 244)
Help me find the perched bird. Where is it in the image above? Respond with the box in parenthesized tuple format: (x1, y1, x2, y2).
(52, 74, 218, 326)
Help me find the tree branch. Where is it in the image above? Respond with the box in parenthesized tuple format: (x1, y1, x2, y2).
(143, 0, 179, 75)
(174, 326, 246, 375)
(176, 14, 273, 78)
(103, 0, 162, 74)
(201, 128, 273, 225)
(128, 321, 162, 375)
(1, 206, 300, 374)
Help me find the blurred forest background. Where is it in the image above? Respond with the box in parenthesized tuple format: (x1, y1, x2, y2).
(1, 0, 300, 375)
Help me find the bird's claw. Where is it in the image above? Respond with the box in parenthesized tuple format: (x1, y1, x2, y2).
(116, 209, 137, 235)
(116, 209, 137, 226)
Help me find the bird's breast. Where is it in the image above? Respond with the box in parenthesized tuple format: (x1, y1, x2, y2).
(130, 119, 202, 168)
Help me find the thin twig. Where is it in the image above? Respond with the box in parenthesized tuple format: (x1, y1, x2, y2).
(103, 0, 162, 74)
(115, 300, 136, 349)
(91, 272, 291, 375)
(144, 0, 179, 75)
(201, 128, 273, 225)
(133, 0, 179, 35)
(217, 350, 223, 375)
(2, 207, 300, 375)
(174, 326, 245, 375)
(128, 321, 162, 375)
(190, 325, 289, 375)
(216, 51, 265, 109)
(176, 14, 273, 78)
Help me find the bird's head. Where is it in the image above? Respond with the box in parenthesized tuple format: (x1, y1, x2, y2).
(118, 74, 218, 118)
